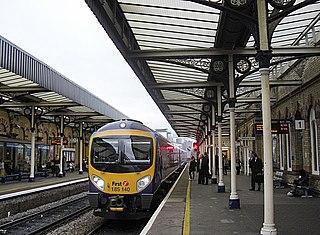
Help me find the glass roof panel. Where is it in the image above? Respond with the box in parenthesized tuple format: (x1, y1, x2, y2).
(270, 5, 320, 47)
(161, 89, 202, 100)
(119, 0, 219, 49)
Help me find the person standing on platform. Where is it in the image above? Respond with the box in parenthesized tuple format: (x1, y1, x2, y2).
(249, 152, 263, 191)
(215, 154, 219, 175)
(197, 154, 204, 184)
(223, 154, 228, 175)
(248, 153, 253, 176)
(189, 156, 197, 180)
(202, 152, 210, 185)
(236, 157, 241, 175)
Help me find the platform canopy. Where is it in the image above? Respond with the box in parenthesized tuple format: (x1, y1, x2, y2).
(85, 0, 320, 140)
(0, 35, 128, 131)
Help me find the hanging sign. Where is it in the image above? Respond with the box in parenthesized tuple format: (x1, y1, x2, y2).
(255, 122, 289, 134)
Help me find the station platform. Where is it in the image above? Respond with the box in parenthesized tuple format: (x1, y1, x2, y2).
(0, 171, 88, 196)
(143, 166, 320, 235)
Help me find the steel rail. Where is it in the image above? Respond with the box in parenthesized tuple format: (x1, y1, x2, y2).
(0, 195, 90, 235)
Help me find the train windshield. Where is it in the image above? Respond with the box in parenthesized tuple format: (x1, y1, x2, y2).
(90, 136, 153, 173)
(91, 138, 120, 164)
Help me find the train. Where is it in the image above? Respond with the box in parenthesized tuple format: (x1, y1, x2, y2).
(87, 119, 187, 219)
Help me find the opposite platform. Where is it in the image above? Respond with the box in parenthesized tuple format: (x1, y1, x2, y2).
(0, 171, 88, 196)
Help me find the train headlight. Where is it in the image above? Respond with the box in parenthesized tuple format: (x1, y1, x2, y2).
(92, 175, 104, 190)
(137, 175, 151, 192)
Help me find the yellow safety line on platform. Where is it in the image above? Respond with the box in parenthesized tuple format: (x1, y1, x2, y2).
(183, 179, 191, 235)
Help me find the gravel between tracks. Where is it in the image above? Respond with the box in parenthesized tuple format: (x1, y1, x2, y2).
(0, 192, 88, 224)
(46, 210, 105, 235)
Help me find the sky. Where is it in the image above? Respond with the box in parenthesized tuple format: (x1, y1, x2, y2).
(0, 0, 177, 137)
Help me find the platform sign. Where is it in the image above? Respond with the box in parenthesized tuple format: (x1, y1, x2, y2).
(51, 138, 68, 145)
(295, 120, 305, 130)
(255, 122, 289, 134)
(238, 137, 255, 141)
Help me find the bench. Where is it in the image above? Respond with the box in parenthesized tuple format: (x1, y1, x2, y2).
(0, 173, 22, 183)
(273, 171, 285, 188)
(0, 175, 5, 183)
(297, 181, 313, 198)
(0, 171, 48, 183)
(35, 171, 49, 178)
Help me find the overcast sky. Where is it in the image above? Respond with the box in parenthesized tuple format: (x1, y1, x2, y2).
(0, 0, 177, 136)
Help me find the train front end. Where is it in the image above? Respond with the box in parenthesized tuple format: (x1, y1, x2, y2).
(87, 120, 156, 219)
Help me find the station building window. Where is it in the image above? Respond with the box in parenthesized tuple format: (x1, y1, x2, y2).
(37, 144, 50, 171)
(286, 128, 292, 171)
(272, 134, 277, 167)
(279, 135, 285, 170)
(0, 142, 4, 175)
(310, 108, 319, 175)
(279, 131, 292, 171)
(5, 143, 24, 174)
(0, 141, 50, 175)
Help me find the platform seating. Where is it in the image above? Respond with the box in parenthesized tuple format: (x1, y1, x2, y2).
(35, 171, 49, 178)
(297, 180, 313, 198)
(0, 173, 22, 183)
(273, 170, 285, 188)
(0, 171, 48, 183)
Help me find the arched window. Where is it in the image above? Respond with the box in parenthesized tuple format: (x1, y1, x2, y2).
(279, 127, 292, 171)
(310, 108, 319, 175)
(286, 128, 292, 171)
(279, 135, 285, 170)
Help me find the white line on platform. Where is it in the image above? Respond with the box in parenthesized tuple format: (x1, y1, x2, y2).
(0, 178, 88, 200)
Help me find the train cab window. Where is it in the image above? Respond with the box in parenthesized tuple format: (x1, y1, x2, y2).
(123, 137, 152, 165)
(91, 138, 119, 164)
(91, 136, 153, 172)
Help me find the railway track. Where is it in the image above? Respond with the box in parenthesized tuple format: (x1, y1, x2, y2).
(0, 195, 90, 235)
(87, 219, 148, 235)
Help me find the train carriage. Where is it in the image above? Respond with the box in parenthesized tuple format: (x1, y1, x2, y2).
(87, 119, 186, 219)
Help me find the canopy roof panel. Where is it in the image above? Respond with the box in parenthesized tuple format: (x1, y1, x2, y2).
(86, 0, 320, 139)
(0, 35, 128, 129)
(119, 0, 219, 49)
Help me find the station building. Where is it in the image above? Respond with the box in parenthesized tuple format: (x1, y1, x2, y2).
(237, 56, 320, 192)
(0, 107, 92, 175)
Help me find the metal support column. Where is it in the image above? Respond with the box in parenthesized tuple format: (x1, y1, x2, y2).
(217, 86, 225, 192)
(205, 125, 208, 153)
(79, 122, 83, 174)
(228, 54, 240, 208)
(29, 106, 36, 182)
(257, 0, 277, 234)
(59, 116, 64, 177)
(207, 120, 212, 178)
(211, 105, 217, 184)
(246, 143, 250, 176)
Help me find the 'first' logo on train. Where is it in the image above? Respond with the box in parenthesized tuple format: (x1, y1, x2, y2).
(112, 180, 129, 186)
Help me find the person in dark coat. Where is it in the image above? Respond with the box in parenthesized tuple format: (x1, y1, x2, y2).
(189, 156, 197, 180)
(197, 154, 204, 184)
(215, 154, 219, 175)
(202, 152, 210, 185)
(236, 157, 241, 175)
(249, 152, 263, 191)
(223, 154, 228, 175)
